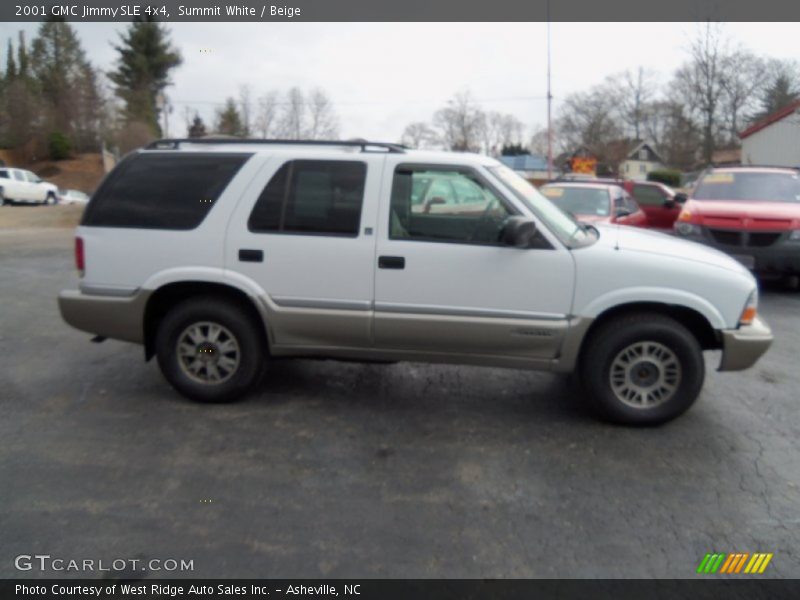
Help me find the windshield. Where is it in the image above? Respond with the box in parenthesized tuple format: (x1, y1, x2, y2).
(541, 186, 610, 216)
(694, 171, 800, 202)
(487, 165, 590, 246)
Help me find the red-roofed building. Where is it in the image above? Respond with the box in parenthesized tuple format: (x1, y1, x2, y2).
(739, 100, 800, 167)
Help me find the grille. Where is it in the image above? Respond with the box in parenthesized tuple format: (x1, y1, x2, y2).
(747, 232, 782, 247)
(708, 229, 743, 246)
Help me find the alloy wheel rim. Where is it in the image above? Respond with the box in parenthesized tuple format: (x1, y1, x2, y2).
(609, 341, 681, 409)
(176, 321, 240, 385)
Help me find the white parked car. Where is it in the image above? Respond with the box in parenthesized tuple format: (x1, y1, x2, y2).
(0, 167, 59, 205)
(58, 139, 773, 425)
(59, 189, 90, 205)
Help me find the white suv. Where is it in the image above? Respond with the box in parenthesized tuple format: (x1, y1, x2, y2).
(58, 140, 773, 425)
(0, 167, 59, 205)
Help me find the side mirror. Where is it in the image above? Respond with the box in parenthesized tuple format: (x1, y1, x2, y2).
(423, 196, 447, 213)
(615, 207, 632, 218)
(663, 199, 677, 209)
(500, 216, 538, 248)
(673, 192, 688, 205)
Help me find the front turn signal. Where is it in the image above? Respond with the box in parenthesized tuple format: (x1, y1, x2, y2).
(739, 289, 758, 326)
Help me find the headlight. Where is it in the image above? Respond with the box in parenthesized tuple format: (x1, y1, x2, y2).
(789, 230, 800, 241)
(675, 222, 702, 236)
(739, 288, 758, 326)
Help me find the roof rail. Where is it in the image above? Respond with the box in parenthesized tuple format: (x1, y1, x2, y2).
(145, 138, 407, 153)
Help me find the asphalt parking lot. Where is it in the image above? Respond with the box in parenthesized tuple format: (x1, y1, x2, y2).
(1, 225, 799, 579)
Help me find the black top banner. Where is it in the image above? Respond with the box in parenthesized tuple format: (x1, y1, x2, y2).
(3, 0, 800, 22)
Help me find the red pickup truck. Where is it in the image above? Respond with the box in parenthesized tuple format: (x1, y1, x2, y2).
(673, 166, 800, 275)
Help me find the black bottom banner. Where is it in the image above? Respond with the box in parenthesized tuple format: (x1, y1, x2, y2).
(3, 579, 800, 600)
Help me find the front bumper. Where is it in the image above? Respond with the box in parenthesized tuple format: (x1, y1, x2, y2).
(718, 315, 773, 371)
(58, 289, 150, 344)
(675, 228, 800, 274)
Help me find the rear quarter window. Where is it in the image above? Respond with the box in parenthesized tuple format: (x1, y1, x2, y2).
(82, 153, 251, 230)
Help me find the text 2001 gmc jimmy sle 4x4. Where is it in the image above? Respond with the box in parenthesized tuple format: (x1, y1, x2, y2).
(59, 139, 773, 425)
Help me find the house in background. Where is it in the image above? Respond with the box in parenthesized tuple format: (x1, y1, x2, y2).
(498, 154, 556, 185)
(619, 141, 665, 181)
(739, 100, 800, 167)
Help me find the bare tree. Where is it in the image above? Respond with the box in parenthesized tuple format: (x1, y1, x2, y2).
(557, 82, 623, 156)
(673, 22, 729, 164)
(277, 87, 306, 139)
(611, 67, 658, 139)
(238, 84, 252, 137)
(481, 111, 524, 155)
(432, 91, 486, 152)
(255, 91, 279, 138)
(400, 122, 438, 149)
(718, 49, 768, 141)
(305, 88, 339, 140)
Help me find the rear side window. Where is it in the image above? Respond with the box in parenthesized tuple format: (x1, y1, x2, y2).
(82, 153, 251, 230)
(248, 160, 366, 236)
(0, 170, 8, 179)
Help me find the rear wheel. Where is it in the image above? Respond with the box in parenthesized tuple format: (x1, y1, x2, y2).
(579, 313, 705, 425)
(45, 192, 57, 205)
(155, 297, 265, 403)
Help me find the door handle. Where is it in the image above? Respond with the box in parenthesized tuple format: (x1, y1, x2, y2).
(378, 255, 405, 269)
(238, 249, 263, 262)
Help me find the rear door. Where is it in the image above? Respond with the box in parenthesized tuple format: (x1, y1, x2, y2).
(226, 154, 383, 349)
(12, 170, 31, 201)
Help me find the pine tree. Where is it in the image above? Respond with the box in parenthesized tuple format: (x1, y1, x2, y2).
(215, 98, 245, 136)
(17, 31, 28, 78)
(188, 113, 207, 138)
(755, 74, 799, 120)
(6, 40, 16, 80)
(108, 17, 182, 135)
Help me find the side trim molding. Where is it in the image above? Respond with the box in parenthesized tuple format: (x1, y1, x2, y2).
(271, 295, 372, 312)
(375, 301, 566, 321)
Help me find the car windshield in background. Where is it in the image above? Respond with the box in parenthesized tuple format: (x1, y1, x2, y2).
(541, 186, 610, 216)
(694, 171, 800, 202)
(487, 165, 588, 246)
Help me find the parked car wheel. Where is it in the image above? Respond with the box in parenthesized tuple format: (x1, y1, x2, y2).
(0, 188, 5, 205)
(45, 192, 57, 205)
(579, 313, 705, 425)
(155, 297, 265, 403)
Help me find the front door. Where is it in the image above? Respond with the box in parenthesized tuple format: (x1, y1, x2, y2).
(226, 155, 383, 349)
(374, 163, 575, 361)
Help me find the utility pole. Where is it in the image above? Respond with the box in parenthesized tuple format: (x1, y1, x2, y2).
(546, 0, 553, 180)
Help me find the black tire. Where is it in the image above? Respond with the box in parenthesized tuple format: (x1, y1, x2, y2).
(155, 297, 266, 403)
(579, 312, 705, 425)
(45, 192, 56, 205)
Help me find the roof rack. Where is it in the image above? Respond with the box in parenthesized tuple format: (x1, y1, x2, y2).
(145, 138, 407, 153)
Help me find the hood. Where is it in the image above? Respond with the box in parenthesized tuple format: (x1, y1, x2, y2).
(687, 200, 800, 229)
(592, 224, 751, 275)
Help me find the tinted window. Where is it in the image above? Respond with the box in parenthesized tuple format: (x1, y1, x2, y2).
(694, 171, 800, 202)
(83, 153, 250, 230)
(633, 184, 666, 206)
(390, 167, 513, 244)
(0, 170, 8, 179)
(248, 160, 366, 236)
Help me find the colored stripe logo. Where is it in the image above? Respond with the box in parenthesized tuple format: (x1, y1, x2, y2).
(697, 553, 773, 574)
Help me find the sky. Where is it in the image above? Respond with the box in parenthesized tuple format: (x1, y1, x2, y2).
(0, 21, 798, 141)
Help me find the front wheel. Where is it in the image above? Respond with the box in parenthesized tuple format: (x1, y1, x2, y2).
(579, 313, 705, 425)
(155, 297, 266, 403)
(45, 192, 57, 205)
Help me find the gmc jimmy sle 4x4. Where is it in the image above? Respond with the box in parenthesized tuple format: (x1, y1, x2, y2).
(59, 139, 773, 425)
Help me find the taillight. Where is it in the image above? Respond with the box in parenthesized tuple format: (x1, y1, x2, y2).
(75, 236, 84, 276)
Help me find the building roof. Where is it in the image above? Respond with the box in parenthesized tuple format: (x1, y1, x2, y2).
(498, 154, 549, 171)
(623, 140, 664, 163)
(739, 100, 800, 140)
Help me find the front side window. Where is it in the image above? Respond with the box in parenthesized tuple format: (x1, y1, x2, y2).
(390, 166, 513, 244)
(633, 184, 665, 206)
(24, 171, 39, 183)
(13, 171, 25, 182)
(249, 160, 366, 236)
